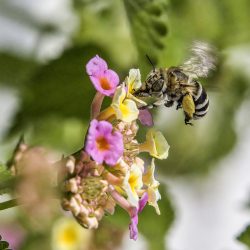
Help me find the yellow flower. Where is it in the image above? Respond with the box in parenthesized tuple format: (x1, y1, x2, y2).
(125, 69, 147, 105)
(139, 129, 170, 159)
(123, 162, 143, 207)
(143, 159, 161, 215)
(111, 84, 139, 122)
(52, 217, 92, 250)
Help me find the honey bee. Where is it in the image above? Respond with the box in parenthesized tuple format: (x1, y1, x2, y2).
(134, 41, 216, 125)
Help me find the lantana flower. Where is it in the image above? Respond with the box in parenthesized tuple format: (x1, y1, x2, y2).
(111, 84, 139, 122)
(96, 84, 139, 123)
(123, 160, 143, 207)
(51, 217, 92, 250)
(139, 129, 170, 159)
(85, 119, 123, 165)
(143, 159, 161, 215)
(86, 55, 119, 96)
(6, 55, 173, 243)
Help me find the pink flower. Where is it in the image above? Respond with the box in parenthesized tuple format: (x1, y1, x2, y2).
(129, 192, 148, 240)
(138, 109, 154, 127)
(86, 55, 119, 96)
(85, 119, 124, 166)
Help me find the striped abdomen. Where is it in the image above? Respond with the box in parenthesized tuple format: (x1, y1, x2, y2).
(193, 84, 209, 120)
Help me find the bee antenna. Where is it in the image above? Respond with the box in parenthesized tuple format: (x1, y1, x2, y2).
(146, 54, 155, 71)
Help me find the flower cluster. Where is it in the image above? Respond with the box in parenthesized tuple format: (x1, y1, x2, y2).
(61, 55, 170, 240)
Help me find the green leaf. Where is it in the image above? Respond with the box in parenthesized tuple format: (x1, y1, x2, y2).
(0, 164, 11, 183)
(123, 0, 169, 74)
(237, 224, 250, 248)
(0, 164, 12, 195)
(0, 53, 37, 86)
(7, 45, 111, 136)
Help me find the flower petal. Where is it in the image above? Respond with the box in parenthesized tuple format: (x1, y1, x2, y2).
(112, 85, 139, 122)
(143, 159, 161, 215)
(129, 215, 138, 241)
(138, 109, 154, 127)
(129, 193, 148, 241)
(138, 192, 148, 213)
(86, 55, 108, 76)
(123, 163, 143, 207)
(85, 119, 124, 165)
(139, 129, 170, 159)
(127, 69, 142, 92)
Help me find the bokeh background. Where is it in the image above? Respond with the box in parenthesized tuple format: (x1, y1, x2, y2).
(1, 0, 250, 249)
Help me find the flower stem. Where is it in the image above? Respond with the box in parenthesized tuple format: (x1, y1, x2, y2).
(138, 140, 152, 153)
(96, 106, 115, 121)
(91, 92, 105, 119)
(103, 172, 122, 185)
(0, 199, 19, 210)
(108, 185, 134, 216)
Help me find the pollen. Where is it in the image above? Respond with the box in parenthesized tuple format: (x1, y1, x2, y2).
(96, 136, 110, 151)
(100, 77, 111, 90)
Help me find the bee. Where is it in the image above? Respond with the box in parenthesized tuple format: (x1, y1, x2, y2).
(134, 41, 216, 125)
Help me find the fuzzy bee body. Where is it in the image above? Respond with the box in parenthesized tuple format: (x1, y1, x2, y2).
(135, 42, 216, 125)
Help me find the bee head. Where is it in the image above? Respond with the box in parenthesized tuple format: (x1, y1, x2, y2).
(133, 69, 165, 99)
(145, 69, 165, 92)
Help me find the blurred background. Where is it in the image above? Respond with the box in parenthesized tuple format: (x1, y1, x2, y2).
(0, 0, 250, 249)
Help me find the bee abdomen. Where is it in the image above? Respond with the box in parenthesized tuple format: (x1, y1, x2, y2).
(193, 87, 209, 120)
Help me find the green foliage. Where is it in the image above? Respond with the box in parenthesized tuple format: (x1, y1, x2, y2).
(19, 232, 50, 250)
(237, 224, 250, 248)
(0, 164, 11, 183)
(0, 53, 37, 87)
(8, 45, 109, 137)
(123, 0, 169, 75)
(0, 164, 12, 195)
(139, 185, 174, 250)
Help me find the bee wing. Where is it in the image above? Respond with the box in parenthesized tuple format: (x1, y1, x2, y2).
(180, 41, 217, 78)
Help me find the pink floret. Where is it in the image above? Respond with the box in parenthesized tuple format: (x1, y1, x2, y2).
(138, 109, 154, 127)
(129, 192, 148, 241)
(86, 55, 119, 96)
(85, 119, 124, 166)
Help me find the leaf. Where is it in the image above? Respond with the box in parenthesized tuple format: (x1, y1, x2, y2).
(7, 44, 111, 136)
(237, 224, 250, 248)
(0, 52, 37, 86)
(123, 0, 169, 74)
(0, 164, 11, 183)
(0, 163, 12, 195)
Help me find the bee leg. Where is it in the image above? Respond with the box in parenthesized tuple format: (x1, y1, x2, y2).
(164, 100, 174, 108)
(176, 102, 182, 110)
(182, 94, 195, 126)
(185, 118, 193, 126)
